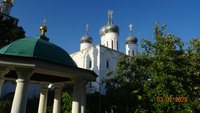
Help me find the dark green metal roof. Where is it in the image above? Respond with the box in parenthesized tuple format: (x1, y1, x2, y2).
(0, 36, 77, 67)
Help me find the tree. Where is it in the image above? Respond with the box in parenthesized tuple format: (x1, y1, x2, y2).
(104, 23, 200, 113)
(61, 92, 72, 113)
(0, 99, 12, 113)
(0, 18, 25, 48)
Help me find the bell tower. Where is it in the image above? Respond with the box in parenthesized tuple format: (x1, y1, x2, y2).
(99, 10, 119, 51)
(0, 0, 13, 15)
(80, 24, 93, 50)
(126, 24, 138, 56)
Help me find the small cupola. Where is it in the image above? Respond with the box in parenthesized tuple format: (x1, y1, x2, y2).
(126, 24, 137, 44)
(39, 19, 49, 41)
(80, 24, 93, 50)
(81, 24, 93, 44)
(99, 10, 119, 37)
(2, 0, 13, 5)
(125, 24, 138, 56)
(0, 0, 13, 15)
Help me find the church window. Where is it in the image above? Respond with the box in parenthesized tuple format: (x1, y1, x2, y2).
(89, 82, 92, 88)
(132, 50, 134, 56)
(112, 40, 113, 49)
(107, 41, 108, 47)
(117, 40, 118, 50)
(89, 60, 92, 68)
(86, 56, 92, 69)
(106, 60, 109, 68)
(128, 50, 130, 55)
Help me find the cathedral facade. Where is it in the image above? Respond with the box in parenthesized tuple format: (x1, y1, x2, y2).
(70, 10, 138, 94)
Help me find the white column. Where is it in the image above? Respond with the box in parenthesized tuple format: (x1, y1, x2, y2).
(81, 82, 87, 113)
(53, 83, 63, 113)
(11, 69, 32, 113)
(72, 81, 87, 113)
(72, 82, 81, 113)
(38, 83, 49, 113)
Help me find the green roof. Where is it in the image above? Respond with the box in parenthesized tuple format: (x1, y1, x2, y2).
(0, 36, 77, 67)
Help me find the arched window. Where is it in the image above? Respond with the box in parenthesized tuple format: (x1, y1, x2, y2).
(132, 50, 134, 56)
(89, 82, 92, 88)
(106, 60, 109, 68)
(128, 50, 130, 56)
(89, 60, 92, 68)
(86, 55, 92, 69)
(117, 40, 118, 50)
(107, 41, 108, 47)
(111, 40, 113, 49)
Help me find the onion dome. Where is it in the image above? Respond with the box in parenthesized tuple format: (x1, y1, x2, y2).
(126, 24, 138, 44)
(40, 19, 48, 35)
(99, 10, 119, 37)
(99, 24, 119, 37)
(2, 0, 13, 5)
(81, 24, 93, 43)
(126, 36, 138, 44)
(40, 19, 49, 41)
(81, 35, 93, 43)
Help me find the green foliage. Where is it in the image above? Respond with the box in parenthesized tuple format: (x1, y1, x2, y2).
(0, 18, 25, 48)
(46, 106, 53, 113)
(87, 92, 104, 113)
(0, 99, 12, 113)
(61, 92, 72, 113)
(104, 23, 200, 113)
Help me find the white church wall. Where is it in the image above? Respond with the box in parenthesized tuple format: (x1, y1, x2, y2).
(126, 43, 138, 56)
(70, 45, 125, 94)
(70, 46, 101, 93)
(99, 45, 124, 94)
(100, 35, 105, 45)
(71, 46, 93, 68)
(80, 42, 92, 50)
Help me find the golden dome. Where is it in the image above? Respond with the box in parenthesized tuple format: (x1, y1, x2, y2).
(40, 26, 48, 35)
(3, 0, 13, 4)
(40, 19, 48, 36)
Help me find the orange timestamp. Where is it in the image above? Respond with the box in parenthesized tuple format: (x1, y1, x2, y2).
(157, 96, 188, 103)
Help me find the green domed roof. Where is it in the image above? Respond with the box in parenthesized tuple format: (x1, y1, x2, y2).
(0, 37, 77, 67)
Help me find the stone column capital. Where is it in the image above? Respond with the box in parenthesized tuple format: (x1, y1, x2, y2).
(15, 68, 33, 82)
(40, 82, 49, 89)
(54, 83, 64, 90)
(73, 79, 88, 86)
(0, 67, 9, 78)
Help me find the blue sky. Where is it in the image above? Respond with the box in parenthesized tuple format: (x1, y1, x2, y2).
(11, 0, 200, 53)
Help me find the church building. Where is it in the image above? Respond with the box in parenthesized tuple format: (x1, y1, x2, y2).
(70, 10, 138, 94)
